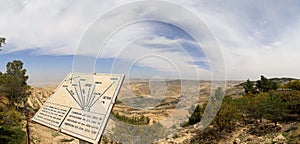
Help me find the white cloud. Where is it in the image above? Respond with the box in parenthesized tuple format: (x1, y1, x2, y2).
(87, 22, 210, 80)
(183, 0, 300, 80)
(1, 0, 300, 80)
(0, 0, 127, 55)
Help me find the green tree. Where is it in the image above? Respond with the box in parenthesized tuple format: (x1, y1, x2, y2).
(243, 79, 257, 95)
(213, 96, 240, 135)
(0, 37, 6, 50)
(247, 92, 269, 123)
(256, 75, 279, 92)
(0, 60, 30, 107)
(213, 87, 224, 101)
(279, 90, 300, 114)
(186, 104, 205, 126)
(234, 96, 251, 125)
(186, 87, 226, 129)
(284, 80, 300, 90)
(263, 92, 287, 126)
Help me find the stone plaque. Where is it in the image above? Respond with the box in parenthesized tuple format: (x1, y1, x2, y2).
(32, 73, 124, 143)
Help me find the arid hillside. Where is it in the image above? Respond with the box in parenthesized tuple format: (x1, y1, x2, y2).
(26, 80, 238, 143)
(26, 80, 299, 144)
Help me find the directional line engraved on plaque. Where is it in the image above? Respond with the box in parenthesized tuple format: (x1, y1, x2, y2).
(65, 79, 114, 112)
(89, 81, 115, 108)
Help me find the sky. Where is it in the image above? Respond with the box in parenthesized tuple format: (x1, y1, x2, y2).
(1, 0, 300, 85)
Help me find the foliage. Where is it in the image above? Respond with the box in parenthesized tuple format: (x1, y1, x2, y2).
(190, 127, 219, 144)
(284, 123, 300, 143)
(109, 122, 165, 143)
(0, 60, 30, 107)
(284, 80, 300, 90)
(100, 136, 112, 144)
(184, 87, 225, 127)
(245, 92, 269, 123)
(0, 106, 26, 143)
(256, 75, 279, 92)
(247, 123, 281, 136)
(235, 91, 288, 126)
(243, 79, 257, 94)
(242, 76, 280, 95)
(262, 92, 287, 126)
(112, 112, 150, 125)
(213, 96, 240, 135)
(279, 90, 300, 114)
(60, 138, 74, 142)
(51, 131, 60, 138)
(233, 96, 251, 125)
(0, 60, 30, 143)
(241, 76, 298, 123)
(269, 77, 298, 82)
(188, 76, 300, 142)
(0, 37, 6, 50)
(212, 87, 224, 101)
(185, 104, 205, 126)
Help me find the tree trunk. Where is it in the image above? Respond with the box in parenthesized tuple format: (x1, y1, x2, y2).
(23, 101, 31, 144)
(26, 110, 30, 144)
(218, 126, 223, 136)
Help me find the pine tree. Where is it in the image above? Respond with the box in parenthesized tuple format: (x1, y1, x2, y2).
(0, 37, 6, 50)
(187, 105, 203, 125)
(0, 60, 30, 107)
(234, 96, 250, 125)
(213, 96, 240, 135)
(247, 92, 269, 123)
(263, 92, 287, 126)
(256, 75, 279, 92)
(243, 79, 257, 94)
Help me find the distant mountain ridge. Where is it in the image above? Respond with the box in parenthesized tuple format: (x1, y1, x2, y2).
(269, 77, 299, 83)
